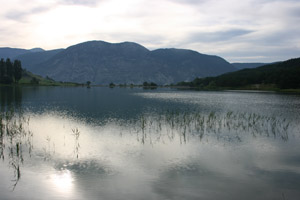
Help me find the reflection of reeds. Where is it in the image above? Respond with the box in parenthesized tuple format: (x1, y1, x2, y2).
(0, 108, 32, 190)
(43, 136, 54, 161)
(0, 113, 4, 160)
(0, 108, 295, 190)
(72, 128, 80, 159)
(132, 111, 292, 145)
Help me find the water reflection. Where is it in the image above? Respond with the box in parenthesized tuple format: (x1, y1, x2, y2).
(0, 86, 22, 111)
(0, 109, 297, 188)
(50, 170, 74, 194)
(0, 87, 300, 200)
(0, 109, 32, 190)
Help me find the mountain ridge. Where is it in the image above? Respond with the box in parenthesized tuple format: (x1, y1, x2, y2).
(1, 40, 236, 84)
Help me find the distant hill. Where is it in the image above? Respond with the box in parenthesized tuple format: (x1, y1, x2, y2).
(13, 40, 235, 84)
(179, 58, 300, 89)
(0, 47, 30, 59)
(231, 63, 268, 69)
(29, 48, 45, 53)
(15, 49, 64, 71)
(0, 47, 45, 60)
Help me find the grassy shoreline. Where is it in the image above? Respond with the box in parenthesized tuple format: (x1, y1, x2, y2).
(1, 82, 300, 94)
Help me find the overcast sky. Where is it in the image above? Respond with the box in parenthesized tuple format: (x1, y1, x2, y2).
(1, 0, 300, 62)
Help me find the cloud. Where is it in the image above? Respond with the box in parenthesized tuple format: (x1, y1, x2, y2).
(4, 0, 104, 22)
(217, 45, 300, 62)
(5, 6, 51, 21)
(186, 29, 254, 43)
(0, 0, 300, 62)
(59, 0, 102, 6)
(168, 0, 208, 5)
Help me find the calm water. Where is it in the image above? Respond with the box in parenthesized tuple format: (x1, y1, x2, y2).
(0, 86, 300, 200)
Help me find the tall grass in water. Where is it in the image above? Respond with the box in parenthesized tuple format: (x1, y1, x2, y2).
(0, 109, 32, 190)
(72, 128, 80, 159)
(1, 108, 84, 189)
(0, 108, 293, 189)
(131, 111, 292, 145)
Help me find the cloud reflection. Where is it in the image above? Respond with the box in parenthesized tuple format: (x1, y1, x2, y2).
(1, 103, 300, 199)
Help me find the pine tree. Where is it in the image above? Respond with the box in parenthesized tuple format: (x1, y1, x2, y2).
(0, 58, 5, 82)
(13, 60, 22, 83)
(5, 58, 13, 83)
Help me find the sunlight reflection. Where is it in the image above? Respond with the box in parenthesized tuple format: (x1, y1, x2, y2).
(50, 170, 74, 194)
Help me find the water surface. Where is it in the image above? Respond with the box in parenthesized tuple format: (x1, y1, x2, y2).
(1, 86, 300, 200)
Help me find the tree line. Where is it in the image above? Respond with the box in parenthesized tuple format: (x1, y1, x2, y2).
(177, 57, 300, 89)
(0, 58, 23, 84)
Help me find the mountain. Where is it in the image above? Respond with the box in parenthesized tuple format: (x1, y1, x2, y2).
(0, 47, 30, 59)
(0, 47, 45, 60)
(29, 48, 45, 53)
(179, 57, 300, 89)
(151, 48, 235, 80)
(0, 41, 236, 84)
(231, 63, 268, 69)
(15, 49, 64, 71)
(18, 41, 235, 84)
(0, 47, 63, 72)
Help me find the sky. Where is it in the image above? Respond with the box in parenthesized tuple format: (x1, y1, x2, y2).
(1, 0, 300, 62)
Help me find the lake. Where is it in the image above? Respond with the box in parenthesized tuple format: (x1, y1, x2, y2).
(1, 86, 300, 200)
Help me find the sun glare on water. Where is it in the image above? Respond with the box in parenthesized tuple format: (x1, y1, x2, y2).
(50, 170, 74, 194)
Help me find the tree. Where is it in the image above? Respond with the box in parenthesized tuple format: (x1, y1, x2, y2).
(86, 81, 91, 88)
(150, 82, 157, 87)
(4, 58, 13, 84)
(46, 76, 55, 81)
(30, 77, 39, 85)
(13, 60, 22, 83)
(6, 58, 13, 77)
(0, 58, 23, 84)
(0, 58, 5, 81)
(109, 82, 115, 88)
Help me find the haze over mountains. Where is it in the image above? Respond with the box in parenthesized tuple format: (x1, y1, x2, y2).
(1, 41, 237, 84)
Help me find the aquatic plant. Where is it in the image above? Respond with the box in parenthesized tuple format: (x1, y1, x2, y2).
(0, 109, 32, 190)
(129, 110, 292, 145)
(72, 128, 80, 159)
(0, 107, 295, 190)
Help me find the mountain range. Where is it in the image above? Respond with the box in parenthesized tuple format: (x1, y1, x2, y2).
(0, 47, 44, 59)
(0, 41, 236, 84)
(2, 41, 237, 84)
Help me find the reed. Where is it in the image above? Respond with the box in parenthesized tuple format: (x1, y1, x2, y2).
(72, 128, 80, 159)
(0, 109, 32, 190)
(130, 110, 292, 145)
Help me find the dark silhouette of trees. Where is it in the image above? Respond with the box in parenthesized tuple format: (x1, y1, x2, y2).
(109, 82, 115, 88)
(6, 58, 13, 82)
(143, 82, 157, 87)
(142, 81, 158, 89)
(86, 81, 91, 88)
(0, 59, 5, 82)
(30, 77, 39, 85)
(13, 60, 22, 83)
(177, 57, 300, 90)
(0, 58, 23, 84)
